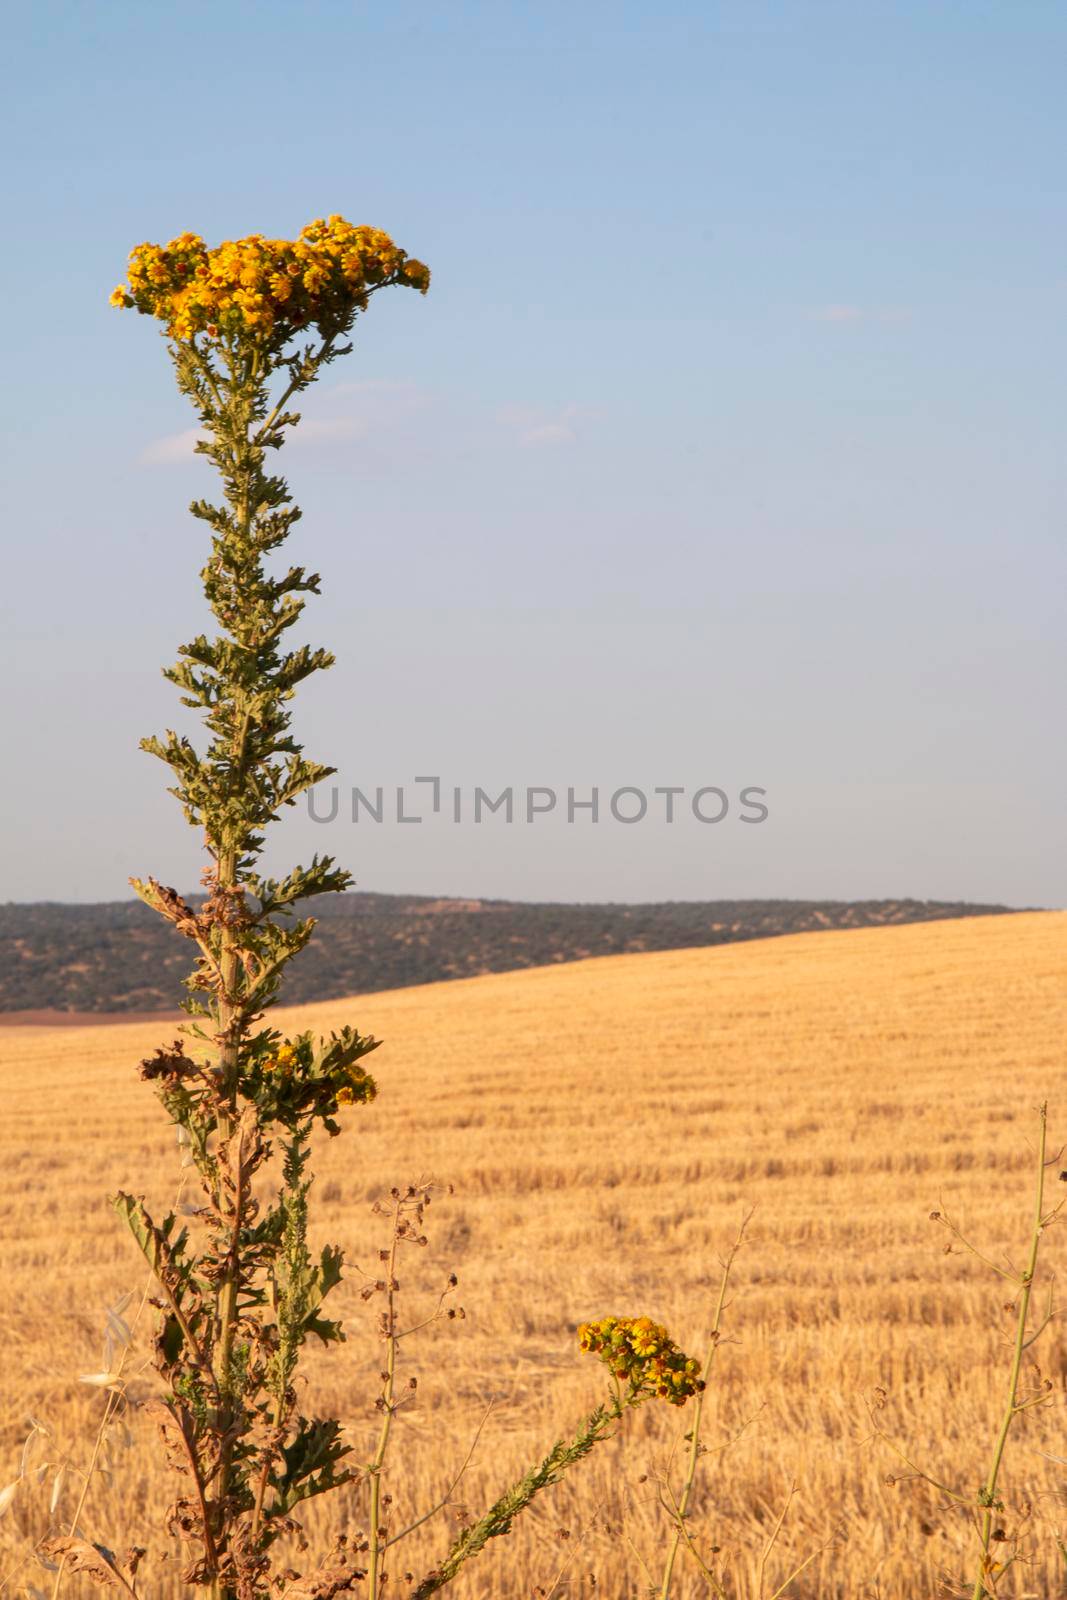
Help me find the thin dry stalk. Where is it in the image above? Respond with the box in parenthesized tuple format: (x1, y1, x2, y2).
(869, 1102, 1062, 1598)
(657, 1208, 753, 1598)
(968, 1103, 1060, 1598)
(362, 1183, 463, 1600)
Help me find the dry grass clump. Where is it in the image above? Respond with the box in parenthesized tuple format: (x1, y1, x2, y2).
(1, 909, 1065, 1596)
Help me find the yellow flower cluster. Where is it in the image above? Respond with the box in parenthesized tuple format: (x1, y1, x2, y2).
(336, 1066, 376, 1108)
(259, 1041, 376, 1110)
(578, 1316, 704, 1406)
(110, 216, 430, 344)
(262, 1042, 299, 1076)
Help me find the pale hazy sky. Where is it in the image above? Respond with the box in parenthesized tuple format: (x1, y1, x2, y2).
(2, 1, 1064, 907)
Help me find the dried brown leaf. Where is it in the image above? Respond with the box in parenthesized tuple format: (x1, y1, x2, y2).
(277, 1541, 363, 1599)
(140, 1396, 193, 1475)
(39, 1538, 138, 1594)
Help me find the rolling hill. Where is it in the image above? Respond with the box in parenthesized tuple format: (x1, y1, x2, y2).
(0, 892, 1022, 1016)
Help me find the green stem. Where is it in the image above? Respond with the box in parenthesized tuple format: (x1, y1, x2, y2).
(208, 351, 256, 1597)
(214, 842, 242, 1386)
(251, 334, 335, 449)
(970, 1103, 1047, 1600)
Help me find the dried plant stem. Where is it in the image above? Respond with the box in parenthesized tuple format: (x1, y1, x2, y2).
(537, 1506, 600, 1600)
(49, 1389, 122, 1600)
(367, 1205, 403, 1600)
(383, 1403, 493, 1551)
(867, 1104, 1061, 1596)
(657, 1209, 753, 1600)
(757, 1484, 838, 1600)
(659, 1479, 728, 1596)
(755, 1484, 797, 1599)
(249, 1393, 285, 1544)
(970, 1102, 1051, 1600)
(51, 1176, 184, 1600)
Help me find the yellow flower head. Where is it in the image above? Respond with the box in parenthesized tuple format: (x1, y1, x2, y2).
(110, 216, 430, 345)
(578, 1315, 704, 1406)
(334, 1065, 377, 1109)
(263, 1041, 299, 1076)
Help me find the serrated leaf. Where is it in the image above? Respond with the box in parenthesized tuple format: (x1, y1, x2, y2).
(304, 1313, 345, 1346)
(39, 1538, 132, 1592)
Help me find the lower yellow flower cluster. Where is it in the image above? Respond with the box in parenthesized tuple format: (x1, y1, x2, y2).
(335, 1071, 375, 1107)
(260, 1039, 376, 1109)
(578, 1315, 704, 1406)
(262, 1042, 299, 1075)
(110, 215, 429, 344)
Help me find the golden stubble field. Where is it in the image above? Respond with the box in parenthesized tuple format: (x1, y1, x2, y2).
(1, 911, 1065, 1599)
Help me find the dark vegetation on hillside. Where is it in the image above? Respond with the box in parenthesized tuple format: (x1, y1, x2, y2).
(0, 894, 1024, 1015)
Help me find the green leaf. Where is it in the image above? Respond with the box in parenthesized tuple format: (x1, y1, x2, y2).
(269, 1417, 355, 1517)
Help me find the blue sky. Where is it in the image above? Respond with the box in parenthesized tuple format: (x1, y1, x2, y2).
(2, 1, 1064, 905)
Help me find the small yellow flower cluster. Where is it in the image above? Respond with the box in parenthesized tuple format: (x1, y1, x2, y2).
(262, 1042, 299, 1076)
(335, 1067, 376, 1108)
(578, 1316, 704, 1406)
(110, 216, 430, 343)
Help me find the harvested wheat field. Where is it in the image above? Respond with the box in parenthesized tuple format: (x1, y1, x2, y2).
(2, 911, 1065, 1598)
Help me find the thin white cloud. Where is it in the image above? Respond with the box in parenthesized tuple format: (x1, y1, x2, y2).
(139, 380, 430, 466)
(296, 414, 370, 443)
(499, 402, 588, 448)
(139, 427, 207, 465)
(523, 421, 575, 446)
